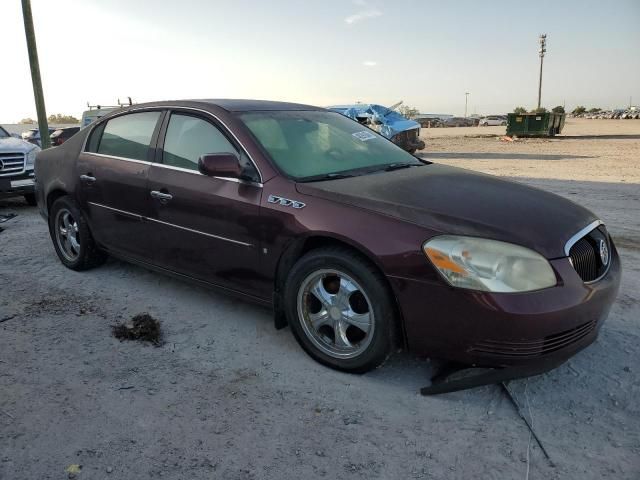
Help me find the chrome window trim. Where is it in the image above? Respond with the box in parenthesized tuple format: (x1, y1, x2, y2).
(87, 201, 252, 247)
(82, 152, 262, 187)
(84, 152, 152, 165)
(150, 162, 263, 187)
(564, 220, 604, 256)
(82, 105, 264, 184)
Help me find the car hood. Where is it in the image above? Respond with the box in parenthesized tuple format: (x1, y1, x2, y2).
(0, 136, 39, 153)
(295, 164, 598, 259)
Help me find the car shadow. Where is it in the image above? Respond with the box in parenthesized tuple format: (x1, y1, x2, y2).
(421, 152, 594, 161)
(0, 197, 36, 210)
(558, 134, 640, 140)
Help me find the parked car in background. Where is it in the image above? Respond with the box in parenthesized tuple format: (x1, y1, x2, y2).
(21, 128, 56, 147)
(328, 103, 425, 153)
(35, 99, 620, 385)
(51, 127, 81, 146)
(0, 125, 40, 205)
(479, 115, 507, 126)
(443, 117, 475, 127)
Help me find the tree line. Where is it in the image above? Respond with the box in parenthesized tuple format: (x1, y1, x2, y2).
(18, 114, 80, 124)
(512, 106, 602, 115)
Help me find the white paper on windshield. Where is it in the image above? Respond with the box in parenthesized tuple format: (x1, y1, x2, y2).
(352, 130, 377, 141)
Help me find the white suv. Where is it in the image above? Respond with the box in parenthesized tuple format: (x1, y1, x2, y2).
(0, 126, 40, 205)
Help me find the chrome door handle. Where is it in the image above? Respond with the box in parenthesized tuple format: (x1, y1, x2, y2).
(80, 174, 96, 183)
(150, 190, 173, 201)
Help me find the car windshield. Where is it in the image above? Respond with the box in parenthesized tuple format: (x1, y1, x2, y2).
(0, 127, 9, 138)
(239, 110, 423, 181)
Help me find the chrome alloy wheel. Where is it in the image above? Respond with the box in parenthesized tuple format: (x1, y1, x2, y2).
(55, 208, 81, 262)
(297, 269, 375, 359)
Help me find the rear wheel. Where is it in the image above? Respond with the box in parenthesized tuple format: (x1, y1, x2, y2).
(284, 247, 396, 373)
(49, 196, 107, 270)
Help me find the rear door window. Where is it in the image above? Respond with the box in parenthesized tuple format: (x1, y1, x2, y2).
(96, 112, 161, 161)
(162, 113, 238, 171)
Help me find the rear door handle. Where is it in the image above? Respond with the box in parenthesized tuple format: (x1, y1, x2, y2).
(150, 190, 173, 202)
(80, 174, 96, 183)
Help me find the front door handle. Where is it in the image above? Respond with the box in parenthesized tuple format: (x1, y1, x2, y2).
(150, 190, 173, 203)
(80, 174, 96, 183)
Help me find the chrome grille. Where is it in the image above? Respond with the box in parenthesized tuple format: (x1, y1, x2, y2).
(569, 226, 610, 282)
(0, 152, 26, 177)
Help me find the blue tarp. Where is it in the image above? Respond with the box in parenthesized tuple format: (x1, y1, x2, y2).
(328, 104, 420, 139)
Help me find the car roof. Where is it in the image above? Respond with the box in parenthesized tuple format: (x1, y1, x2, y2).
(185, 99, 323, 112)
(108, 99, 326, 121)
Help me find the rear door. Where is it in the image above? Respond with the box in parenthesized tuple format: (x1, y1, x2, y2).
(146, 110, 264, 295)
(77, 110, 163, 261)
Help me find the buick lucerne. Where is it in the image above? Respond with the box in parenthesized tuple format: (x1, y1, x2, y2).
(35, 100, 621, 386)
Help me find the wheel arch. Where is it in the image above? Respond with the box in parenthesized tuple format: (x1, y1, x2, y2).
(46, 188, 69, 219)
(272, 233, 407, 349)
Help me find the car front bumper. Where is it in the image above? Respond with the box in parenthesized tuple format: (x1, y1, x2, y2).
(390, 130, 426, 152)
(389, 243, 621, 369)
(0, 171, 35, 198)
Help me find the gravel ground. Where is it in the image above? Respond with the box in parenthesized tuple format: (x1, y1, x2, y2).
(1, 120, 639, 479)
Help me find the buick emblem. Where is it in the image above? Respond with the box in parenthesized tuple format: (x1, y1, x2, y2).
(599, 239, 609, 266)
(0, 159, 4, 171)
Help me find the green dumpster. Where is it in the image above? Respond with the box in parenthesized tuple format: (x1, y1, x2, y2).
(506, 112, 566, 137)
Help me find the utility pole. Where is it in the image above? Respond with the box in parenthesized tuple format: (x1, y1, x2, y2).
(21, 0, 50, 149)
(464, 92, 470, 118)
(537, 34, 547, 111)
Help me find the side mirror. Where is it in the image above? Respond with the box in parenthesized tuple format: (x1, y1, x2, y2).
(198, 152, 242, 178)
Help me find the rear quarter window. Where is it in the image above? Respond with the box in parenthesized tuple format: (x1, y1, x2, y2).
(95, 112, 161, 161)
(85, 123, 106, 153)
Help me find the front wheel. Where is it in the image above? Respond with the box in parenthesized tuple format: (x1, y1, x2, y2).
(49, 196, 107, 271)
(284, 247, 396, 373)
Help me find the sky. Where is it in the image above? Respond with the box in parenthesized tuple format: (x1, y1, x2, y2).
(1, 0, 639, 122)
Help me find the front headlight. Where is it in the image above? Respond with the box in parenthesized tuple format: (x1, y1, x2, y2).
(423, 236, 556, 293)
(25, 148, 40, 168)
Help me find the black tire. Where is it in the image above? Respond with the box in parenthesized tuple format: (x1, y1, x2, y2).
(49, 196, 107, 271)
(284, 247, 396, 373)
(24, 193, 37, 206)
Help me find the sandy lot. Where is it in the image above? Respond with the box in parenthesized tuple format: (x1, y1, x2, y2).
(1, 118, 639, 479)
(419, 118, 640, 184)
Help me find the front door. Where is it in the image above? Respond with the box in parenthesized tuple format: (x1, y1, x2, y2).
(76, 110, 163, 261)
(146, 111, 264, 296)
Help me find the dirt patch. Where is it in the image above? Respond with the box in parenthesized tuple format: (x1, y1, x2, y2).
(112, 313, 163, 346)
(24, 292, 104, 317)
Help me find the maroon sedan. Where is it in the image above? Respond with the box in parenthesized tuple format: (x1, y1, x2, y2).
(34, 100, 620, 389)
